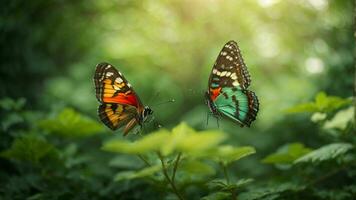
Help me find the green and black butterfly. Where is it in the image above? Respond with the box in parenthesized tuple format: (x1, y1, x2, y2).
(205, 40, 259, 127)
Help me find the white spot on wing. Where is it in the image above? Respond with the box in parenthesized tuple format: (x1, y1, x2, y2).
(106, 72, 114, 77)
(220, 71, 227, 77)
(226, 72, 231, 77)
(127, 83, 132, 88)
(115, 77, 123, 83)
(232, 81, 239, 86)
(231, 73, 237, 80)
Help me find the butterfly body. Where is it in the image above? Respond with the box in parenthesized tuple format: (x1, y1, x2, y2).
(94, 62, 153, 135)
(206, 41, 259, 127)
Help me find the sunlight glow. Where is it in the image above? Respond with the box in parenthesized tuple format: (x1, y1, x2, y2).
(305, 57, 324, 74)
(255, 31, 280, 58)
(307, 0, 328, 10)
(258, 0, 280, 7)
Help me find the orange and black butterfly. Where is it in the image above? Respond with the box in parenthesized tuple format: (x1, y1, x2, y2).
(94, 62, 153, 135)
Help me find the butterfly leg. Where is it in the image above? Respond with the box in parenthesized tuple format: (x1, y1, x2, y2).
(206, 112, 210, 126)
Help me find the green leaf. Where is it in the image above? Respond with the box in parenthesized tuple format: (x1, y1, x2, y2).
(175, 130, 226, 155)
(238, 183, 303, 200)
(162, 122, 226, 155)
(208, 178, 253, 191)
(295, 143, 353, 164)
(0, 97, 26, 111)
(161, 122, 196, 155)
(0, 134, 57, 164)
(109, 155, 144, 169)
(286, 92, 351, 113)
(286, 102, 318, 113)
(114, 165, 161, 181)
(102, 129, 170, 154)
(205, 145, 256, 165)
(201, 192, 231, 200)
(180, 160, 215, 176)
(323, 106, 354, 131)
(39, 108, 104, 137)
(263, 143, 312, 165)
(311, 112, 327, 123)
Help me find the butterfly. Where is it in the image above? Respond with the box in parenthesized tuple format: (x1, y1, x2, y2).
(205, 40, 259, 127)
(94, 62, 153, 135)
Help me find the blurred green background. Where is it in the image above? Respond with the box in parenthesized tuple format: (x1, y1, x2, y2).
(0, 0, 355, 199)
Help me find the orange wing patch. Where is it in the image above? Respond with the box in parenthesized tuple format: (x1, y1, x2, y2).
(210, 87, 222, 101)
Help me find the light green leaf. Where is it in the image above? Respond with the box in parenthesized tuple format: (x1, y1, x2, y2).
(114, 165, 161, 181)
(295, 143, 353, 164)
(176, 130, 227, 154)
(311, 112, 327, 122)
(263, 143, 312, 165)
(0, 134, 57, 164)
(180, 160, 215, 176)
(161, 122, 195, 155)
(102, 129, 170, 154)
(286, 92, 351, 113)
(323, 106, 354, 131)
(206, 145, 256, 165)
(39, 108, 104, 137)
(286, 102, 318, 113)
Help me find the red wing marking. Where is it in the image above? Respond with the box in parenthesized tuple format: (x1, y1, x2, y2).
(210, 87, 221, 101)
(103, 93, 139, 107)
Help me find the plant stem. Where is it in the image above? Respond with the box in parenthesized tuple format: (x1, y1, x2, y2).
(220, 162, 237, 200)
(157, 152, 185, 200)
(221, 162, 230, 184)
(172, 152, 182, 183)
(137, 154, 151, 167)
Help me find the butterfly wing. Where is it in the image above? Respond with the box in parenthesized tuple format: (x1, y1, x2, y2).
(98, 103, 137, 130)
(214, 88, 259, 127)
(207, 41, 259, 127)
(94, 62, 143, 107)
(94, 62, 144, 134)
(208, 40, 251, 91)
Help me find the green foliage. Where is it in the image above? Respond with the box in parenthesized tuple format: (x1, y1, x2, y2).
(207, 145, 256, 166)
(323, 106, 354, 131)
(0, 97, 26, 111)
(39, 108, 104, 137)
(114, 165, 162, 181)
(103, 123, 256, 199)
(103, 122, 227, 157)
(294, 143, 353, 164)
(201, 191, 231, 200)
(286, 92, 352, 114)
(0, 134, 57, 164)
(263, 143, 312, 165)
(238, 183, 304, 200)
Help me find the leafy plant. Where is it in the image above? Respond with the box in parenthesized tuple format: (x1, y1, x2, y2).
(103, 122, 256, 199)
(39, 108, 104, 137)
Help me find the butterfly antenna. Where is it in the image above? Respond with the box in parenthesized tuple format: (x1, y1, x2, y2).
(148, 91, 161, 104)
(152, 99, 175, 107)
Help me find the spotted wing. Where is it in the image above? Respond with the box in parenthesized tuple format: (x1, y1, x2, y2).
(94, 62, 143, 108)
(208, 40, 251, 95)
(207, 41, 259, 126)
